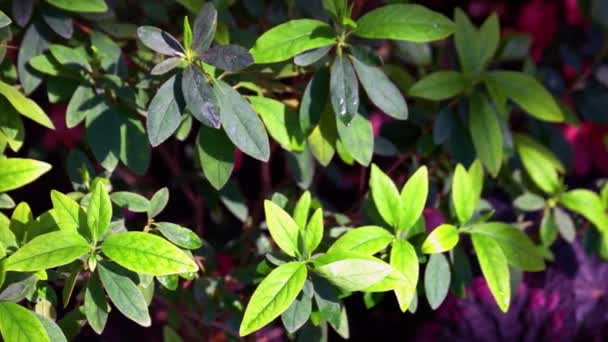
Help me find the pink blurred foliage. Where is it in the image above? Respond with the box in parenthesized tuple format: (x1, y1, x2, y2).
(42, 104, 83, 150)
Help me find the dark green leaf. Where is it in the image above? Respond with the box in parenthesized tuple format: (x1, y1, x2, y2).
(424, 253, 450, 309)
(150, 57, 181, 76)
(294, 46, 332, 66)
(201, 44, 253, 71)
(18, 20, 51, 94)
(196, 125, 234, 190)
(41, 5, 73, 39)
(12, 0, 33, 27)
(137, 26, 184, 56)
(66, 85, 96, 128)
(409, 71, 466, 100)
(300, 68, 329, 136)
(84, 274, 109, 335)
(147, 75, 183, 147)
(281, 293, 312, 334)
(36, 314, 67, 342)
(192, 2, 217, 53)
(469, 92, 503, 176)
(330, 55, 359, 124)
(182, 65, 220, 128)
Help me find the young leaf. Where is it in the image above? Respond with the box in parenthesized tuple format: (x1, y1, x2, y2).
(0, 158, 51, 193)
(453, 9, 499, 73)
(264, 200, 300, 257)
(97, 262, 151, 327)
(452, 164, 475, 225)
(398, 166, 428, 232)
(469, 92, 503, 176)
(4, 231, 89, 272)
(313, 252, 393, 291)
(484, 71, 563, 122)
(421, 224, 459, 254)
(350, 56, 408, 120)
(110, 192, 150, 213)
(469, 222, 545, 271)
(46, 0, 107, 13)
(408, 71, 466, 101)
(100, 232, 198, 275)
(240, 261, 308, 336)
(304, 208, 324, 256)
(330, 55, 359, 124)
(471, 233, 510, 312)
(369, 164, 401, 228)
(147, 76, 183, 147)
(201, 45, 254, 71)
(149, 187, 170, 219)
(183, 17, 192, 50)
(327, 226, 393, 255)
(156, 222, 202, 250)
(391, 239, 419, 312)
(424, 253, 451, 309)
(0, 81, 54, 129)
(513, 133, 563, 194)
(84, 274, 109, 335)
(137, 26, 184, 56)
(560, 189, 608, 232)
(293, 191, 312, 230)
(87, 181, 112, 242)
(182, 65, 220, 129)
(0, 302, 50, 342)
(192, 2, 217, 53)
(196, 125, 235, 190)
(213, 80, 270, 161)
(335, 110, 373, 166)
(250, 19, 336, 63)
(354, 4, 455, 42)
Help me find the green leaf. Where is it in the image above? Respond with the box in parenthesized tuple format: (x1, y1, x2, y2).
(97, 262, 151, 327)
(0, 158, 51, 193)
(398, 166, 428, 232)
(250, 19, 336, 64)
(300, 68, 329, 136)
(239, 261, 308, 336)
(554, 207, 576, 242)
(307, 106, 337, 166)
(0, 302, 50, 342)
(48, 44, 91, 72)
(484, 71, 563, 122)
(100, 232, 198, 275)
(313, 252, 393, 291)
(560, 189, 608, 233)
(469, 92, 503, 176)
(182, 65, 220, 129)
(214, 80, 270, 161)
(281, 292, 312, 334)
(304, 208, 324, 256)
(513, 133, 563, 194)
(452, 164, 475, 225)
(369, 164, 401, 228)
(0, 11, 12, 28)
(87, 181, 112, 242)
(66, 85, 96, 128)
(18, 20, 51, 95)
(293, 191, 311, 231)
(350, 56, 408, 120)
(328, 226, 393, 255)
(354, 4, 455, 42)
(156, 222, 202, 250)
(454, 9, 499, 74)
(0, 81, 54, 129)
(147, 75, 182, 147)
(110, 192, 150, 213)
(201, 45, 253, 71)
(330, 55, 359, 124)
(36, 314, 67, 342)
(46, 0, 108, 13)
(148, 187, 169, 219)
(335, 110, 373, 166)
(151, 57, 181, 76)
(192, 2, 217, 53)
(391, 239, 419, 312)
(468, 160, 484, 203)
(471, 233, 510, 312)
(4, 231, 89, 272)
(137, 26, 184, 56)
(84, 274, 109, 335)
(249, 96, 305, 152)
(294, 46, 332, 66)
(196, 125, 235, 190)
(264, 200, 300, 257)
(514, 192, 546, 212)
(421, 224, 459, 254)
(322, 0, 347, 20)
(408, 71, 466, 101)
(424, 253, 450, 309)
(50, 190, 86, 236)
(478, 14, 500, 69)
(469, 222, 545, 271)
(183, 17, 192, 50)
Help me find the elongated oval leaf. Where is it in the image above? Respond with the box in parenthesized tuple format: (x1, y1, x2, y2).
(370, 164, 401, 228)
(313, 253, 393, 291)
(264, 200, 300, 257)
(100, 232, 198, 275)
(330, 55, 359, 124)
(249, 96, 305, 152)
(87, 181, 112, 242)
(300, 68, 329, 136)
(192, 2, 217, 53)
(560, 189, 608, 233)
(294, 46, 332, 66)
(421, 224, 459, 254)
(354, 4, 455, 42)
(110, 192, 150, 213)
(147, 75, 183, 147)
(398, 166, 428, 232)
(513, 133, 563, 194)
(4, 231, 89, 272)
(452, 164, 475, 225)
(469, 92, 503, 176)
(391, 239, 419, 312)
(471, 233, 510, 312)
(50, 190, 85, 234)
(424, 253, 450, 309)
(66, 85, 96, 128)
(46, 0, 107, 13)
(0, 81, 54, 129)
(250, 19, 336, 63)
(182, 65, 220, 129)
(408, 71, 466, 101)
(156, 222, 202, 250)
(196, 125, 234, 190)
(214, 80, 270, 161)
(84, 274, 109, 335)
(0, 302, 50, 342)
(0, 158, 51, 193)
(328, 226, 393, 255)
(137, 26, 184, 56)
(304, 208, 324, 256)
(240, 261, 307, 336)
(18, 19, 51, 94)
(201, 44, 253, 71)
(335, 110, 373, 166)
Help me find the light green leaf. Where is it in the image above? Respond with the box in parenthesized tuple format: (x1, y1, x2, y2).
(484, 71, 563, 122)
(424, 253, 450, 309)
(452, 164, 475, 225)
(469, 222, 545, 271)
(0, 81, 54, 129)
(513, 133, 563, 194)
(398, 166, 428, 232)
(478, 14, 500, 69)
(0, 158, 51, 194)
(0, 11, 12, 28)
(84, 274, 109, 335)
(408, 71, 466, 101)
(560, 189, 608, 233)
(100, 232, 198, 275)
(250, 19, 336, 63)
(0, 302, 50, 342)
(454, 9, 499, 73)
(350, 56, 408, 120)
(146, 75, 182, 147)
(304, 208, 324, 256)
(307, 106, 337, 166)
(471, 233, 510, 312)
(370, 164, 401, 228)
(313, 252, 393, 291)
(469, 92, 503, 176)
(293, 191, 311, 231)
(50, 190, 87, 238)
(48, 44, 91, 72)
(36, 314, 67, 342)
(421, 224, 459, 254)
(468, 160, 484, 203)
(97, 262, 151, 327)
(87, 181, 112, 242)
(214, 80, 270, 161)
(46, 0, 108, 13)
(264, 200, 300, 257)
(4, 231, 89, 272)
(196, 125, 235, 190)
(354, 4, 455, 42)
(156, 222, 202, 250)
(328, 226, 393, 255)
(391, 239, 419, 312)
(148, 187, 169, 219)
(239, 261, 307, 336)
(335, 110, 373, 166)
(110, 192, 150, 213)
(249, 96, 304, 152)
